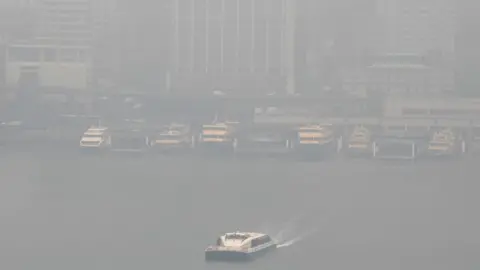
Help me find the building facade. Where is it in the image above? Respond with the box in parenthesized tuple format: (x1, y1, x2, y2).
(366, 0, 456, 94)
(170, 0, 290, 95)
(4, 0, 118, 92)
(295, 0, 377, 95)
(455, 0, 480, 96)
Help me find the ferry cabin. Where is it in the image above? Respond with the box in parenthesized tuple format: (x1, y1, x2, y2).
(205, 232, 276, 261)
(79, 127, 110, 148)
(297, 125, 334, 144)
(292, 125, 337, 158)
(199, 123, 234, 144)
(426, 128, 461, 156)
(150, 125, 194, 150)
(345, 126, 373, 156)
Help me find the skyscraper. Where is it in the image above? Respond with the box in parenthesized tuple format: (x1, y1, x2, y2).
(375, 0, 455, 54)
(368, 0, 456, 94)
(455, 0, 480, 96)
(170, 0, 288, 95)
(34, 0, 93, 45)
(294, 0, 377, 95)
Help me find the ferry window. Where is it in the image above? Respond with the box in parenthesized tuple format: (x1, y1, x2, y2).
(252, 236, 266, 247)
(8, 47, 40, 62)
(43, 48, 57, 62)
(251, 237, 266, 247)
(225, 234, 248, 241)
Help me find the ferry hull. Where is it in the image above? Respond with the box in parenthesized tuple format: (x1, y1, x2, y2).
(205, 245, 276, 262)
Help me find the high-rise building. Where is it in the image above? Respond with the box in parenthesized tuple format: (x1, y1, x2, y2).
(294, 0, 377, 95)
(4, 0, 96, 92)
(170, 0, 289, 95)
(374, 0, 455, 55)
(455, 0, 480, 96)
(34, 0, 93, 45)
(3, 0, 121, 92)
(367, 0, 456, 94)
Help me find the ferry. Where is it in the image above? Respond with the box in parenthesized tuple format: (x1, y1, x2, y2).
(345, 125, 373, 157)
(293, 124, 337, 158)
(197, 122, 237, 152)
(425, 128, 462, 157)
(205, 232, 277, 262)
(79, 126, 111, 150)
(150, 124, 194, 153)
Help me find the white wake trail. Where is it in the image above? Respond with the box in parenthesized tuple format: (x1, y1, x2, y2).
(273, 214, 304, 242)
(277, 228, 318, 248)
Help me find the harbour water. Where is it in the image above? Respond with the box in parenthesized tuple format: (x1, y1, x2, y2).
(0, 150, 477, 270)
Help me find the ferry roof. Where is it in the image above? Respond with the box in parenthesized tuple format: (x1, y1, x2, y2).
(224, 232, 265, 238)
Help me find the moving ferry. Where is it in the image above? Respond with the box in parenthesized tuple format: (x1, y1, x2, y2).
(205, 232, 277, 262)
(150, 123, 194, 152)
(79, 126, 111, 150)
(345, 125, 373, 157)
(293, 124, 337, 157)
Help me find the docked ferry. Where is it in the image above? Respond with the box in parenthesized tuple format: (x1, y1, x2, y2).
(205, 232, 277, 262)
(345, 125, 373, 157)
(197, 122, 237, 153)
(292, 124, 337, 158)
(425, 128, 462, 158)
(150, 123, 194, 153)
(79, 126, 111, 151)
